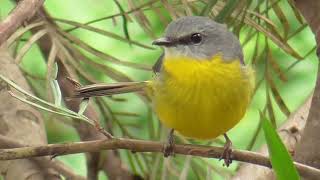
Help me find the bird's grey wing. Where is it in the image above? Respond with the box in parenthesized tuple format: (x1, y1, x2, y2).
(152, 53, 164, 73)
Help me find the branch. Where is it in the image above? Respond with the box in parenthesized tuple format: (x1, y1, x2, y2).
(0, 135, 85, 180)
(0, 138, 319, 178)
(0, 0, 44, 45)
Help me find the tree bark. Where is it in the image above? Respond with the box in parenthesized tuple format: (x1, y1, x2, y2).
(0, 0, 61, 178)
(292, 0, 320, 170)
(0, 47, 60, 180)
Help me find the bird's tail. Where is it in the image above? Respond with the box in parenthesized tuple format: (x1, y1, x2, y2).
(72, 81, 149, 98)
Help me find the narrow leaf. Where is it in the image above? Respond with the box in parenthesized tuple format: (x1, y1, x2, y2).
(64, 0, 159, 32)
(181, 0, 193, 16)
(57, 29, 152, 70)
(161, 0, 178, 19)
(54, 18, 154, 50)
(200, 0, 218, 16)
(268, 51, 288, 82)
(287, 0, 304, 24)
(261, 114, 300, 180)
(266, 87, 277, 127)
(78, 98, 89, 115)
(7, 21, 45, 46)
(15, 29, 47, 64)
(266, 76, 291, 116)
(50, 80, 62, 106)
(243, 17, 302, 59)
(113, 0, 131, 42)
(0, 74, 81, 116)
(215, 0, 238, 23)
(127, 0, 155, 38)
(271, 0, 290, 39)
(8, 91, 88, 122)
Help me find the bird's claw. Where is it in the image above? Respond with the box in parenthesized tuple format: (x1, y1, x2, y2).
(219, 134, 233, 167)
(163, 129, 175, 157)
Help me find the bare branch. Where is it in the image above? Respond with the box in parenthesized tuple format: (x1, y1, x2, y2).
(0, 137, 319, 178)
(0, 135, 85, 180)
(0, 0, 44, 46)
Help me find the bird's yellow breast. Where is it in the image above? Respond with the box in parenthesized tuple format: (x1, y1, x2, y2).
(150, 55, 254, 139)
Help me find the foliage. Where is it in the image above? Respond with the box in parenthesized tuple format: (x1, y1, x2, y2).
(262, 114, 300, 180)
(0, 0, 317, 179)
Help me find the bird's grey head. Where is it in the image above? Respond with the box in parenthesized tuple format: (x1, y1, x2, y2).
(153, 16, 243, 63)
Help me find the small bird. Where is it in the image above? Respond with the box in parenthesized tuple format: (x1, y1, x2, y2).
(72, 16, 255, 166)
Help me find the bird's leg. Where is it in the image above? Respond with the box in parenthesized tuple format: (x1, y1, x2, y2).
(163, 129, 175, 157)
(220, 133, 233, 167)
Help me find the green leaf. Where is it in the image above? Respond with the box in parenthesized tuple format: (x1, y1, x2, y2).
(50, 80, 62, 106)
(78, 98, 89, 115)
(113, 0, 131, 43)
(261, 114, 300, 180)
(52, 62, 59, 79)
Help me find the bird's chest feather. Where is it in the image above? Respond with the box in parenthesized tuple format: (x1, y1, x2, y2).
(155, 56, 251, 106)
(152, 56, 254, 139)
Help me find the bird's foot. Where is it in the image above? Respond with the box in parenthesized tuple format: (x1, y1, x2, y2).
(163, 129, 175, 157)
(219, 134, 233, 167)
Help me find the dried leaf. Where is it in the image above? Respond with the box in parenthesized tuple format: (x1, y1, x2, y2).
(161, 0, 178, 19)
(287, 0, 305, 24)
(268, 51, 288, 82)
(15, 29, 47, 64)
(271, 0, 290, 39)
(56, 38, 101, 84)
(46, 41, 59, 103)
(251, 33, 261, 65)
(57, 29, 152, 70)
(215, 0, 238, 23)
(62, 39, 132, 82)
(55, 18, 154, 50)
(266, 74, 291, 117)
(7, 21, 45, 46)
(200, 0, 218, 16)
(152, 7, 170, 26)
(288, 23, 307, 40)
(181, 0, 193, 16)
(246, 10, 277, 28)
(266, 81, 277, 127)
(64, 0, 159, 32)
(243, 17, 302, 59)
(128, 0, 155, 38)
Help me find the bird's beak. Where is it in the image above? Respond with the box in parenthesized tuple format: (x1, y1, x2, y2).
(152, 37, 173, 46)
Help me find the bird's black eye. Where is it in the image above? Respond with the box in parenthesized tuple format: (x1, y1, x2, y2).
(190, 33, 202, 44)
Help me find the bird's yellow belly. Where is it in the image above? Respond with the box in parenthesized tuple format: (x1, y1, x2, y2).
(151, 56, 254, 139)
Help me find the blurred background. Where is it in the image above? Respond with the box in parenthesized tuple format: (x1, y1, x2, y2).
(0, 0, 317, 179)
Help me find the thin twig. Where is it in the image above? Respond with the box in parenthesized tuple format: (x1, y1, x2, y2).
(0, 137, 319, 178)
